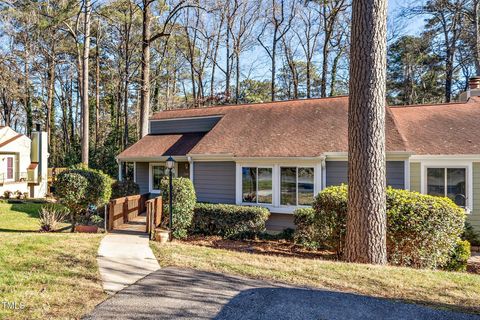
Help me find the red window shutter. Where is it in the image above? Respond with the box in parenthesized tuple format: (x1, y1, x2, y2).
(7, 157, 13, 180)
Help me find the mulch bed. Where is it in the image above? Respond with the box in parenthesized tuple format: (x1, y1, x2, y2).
(180, 235, 336, 260)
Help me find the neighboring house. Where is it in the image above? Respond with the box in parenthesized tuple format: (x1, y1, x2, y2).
(0, 126, 48, 198)
(117, 86, 480, 232)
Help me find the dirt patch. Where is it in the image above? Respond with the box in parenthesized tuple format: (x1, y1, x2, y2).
(180, 235, 336, 260)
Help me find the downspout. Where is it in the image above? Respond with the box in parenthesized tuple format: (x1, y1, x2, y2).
(321, 156, 326, 191)
(187, 156, 194, 181)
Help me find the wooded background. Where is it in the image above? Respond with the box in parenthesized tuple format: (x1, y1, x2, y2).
(1, 0, 479, 176)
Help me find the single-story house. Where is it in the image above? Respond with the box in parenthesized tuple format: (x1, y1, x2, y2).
(117, 89, 480, 232)
(0, 126, 48, 198)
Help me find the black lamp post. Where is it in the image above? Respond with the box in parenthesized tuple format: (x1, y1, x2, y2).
(165, 156, 176, 231)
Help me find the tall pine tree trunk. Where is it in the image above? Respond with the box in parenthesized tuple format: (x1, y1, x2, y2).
(140, 0, 151, 138)
(344, 0, 388, 265)
(81, 0, 91, 165)
(46, 54, 56, 159)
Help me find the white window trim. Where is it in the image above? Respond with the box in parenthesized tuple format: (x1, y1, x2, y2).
(278, 166, 316, 208)
(420, 160, 473, 213)
(240, 166, 274, 205)
(236, 161, 321, 214)
(149, 162, 178, 193)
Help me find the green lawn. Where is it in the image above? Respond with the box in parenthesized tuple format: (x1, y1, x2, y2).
(152, 241, 480, 314)
(0, 201, 106, 319)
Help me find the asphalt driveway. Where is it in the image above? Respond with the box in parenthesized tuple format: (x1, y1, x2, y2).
(84, 267, 480, 320)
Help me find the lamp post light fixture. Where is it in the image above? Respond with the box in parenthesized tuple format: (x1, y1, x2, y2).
(166, 156, 176, 232)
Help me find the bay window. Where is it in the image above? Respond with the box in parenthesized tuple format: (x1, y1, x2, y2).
(427, 167, 466, 207)
(281, 167, 315, 206)
(242, 167, 272, 204)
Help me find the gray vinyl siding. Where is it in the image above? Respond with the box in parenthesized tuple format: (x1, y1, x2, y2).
(386, 161, 405, 189)
(325, 161, 405, 189)
(193, 161, 236, 204)
(149, 116, 221, 134)
(135, 162, 150, 194)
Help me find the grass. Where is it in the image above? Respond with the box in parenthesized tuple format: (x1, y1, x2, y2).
(151, 241, 480, 314)
(0, 201, 106, 319)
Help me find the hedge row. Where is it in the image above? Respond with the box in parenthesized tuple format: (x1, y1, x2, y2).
(192, 203, 270, 239)
(294, 185, 468, 269)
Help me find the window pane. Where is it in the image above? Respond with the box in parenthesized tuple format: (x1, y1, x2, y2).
(298, 168, 314, 205)
(447, 168, 466, 207)
(427, 168, 445, 197)
(257, 168, 272, 204)
(242, 167, 257, 202)
(281, 167, 297, 205)
(152, 165, 165, 191)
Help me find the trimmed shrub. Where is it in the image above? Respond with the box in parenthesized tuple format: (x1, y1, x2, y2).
(55, 166, 112, 230)
(160, 177, 196, 239)
(386, 188, 465, 268)
(192, 203, 270, 239)
(293, 208, 319, 249)
(3, 191, 12, 199)
(295, 185, 466, 269)
(55, 171, 88, 226)
(111, 180, 140, 199)
(67, 165, 113, 207)
(445, 239, 471, 272)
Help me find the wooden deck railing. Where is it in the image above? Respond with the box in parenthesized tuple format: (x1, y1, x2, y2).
(107, 194, 149, 231)
(146, 196, 163, 238)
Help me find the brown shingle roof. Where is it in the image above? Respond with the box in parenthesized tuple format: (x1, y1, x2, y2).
(148, 97, 408, 157)
(117, 133, 205, 160)
(390, 98, 480, 155)
(121, 96, 480, 159)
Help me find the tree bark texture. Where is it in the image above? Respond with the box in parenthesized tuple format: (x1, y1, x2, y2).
(345, 0, 388, 265)
(140, 0, 151, 138)
(81, 0, 91, 165)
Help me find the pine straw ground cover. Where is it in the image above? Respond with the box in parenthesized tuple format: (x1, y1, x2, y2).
(151, 237, 480, 315)
(0, 202, 106, 319)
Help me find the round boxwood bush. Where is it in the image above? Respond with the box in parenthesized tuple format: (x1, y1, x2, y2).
(111, 180, 140, 199)
(192, 203, 270, 239)
(160, 177, 196, 239)
(54, 172, 89, 229)
(294, 185, 466, 269)
(55, 165, 113, 230)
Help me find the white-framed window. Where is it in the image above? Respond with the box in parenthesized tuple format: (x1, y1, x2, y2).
(280, 167, 315, 206)
(149, 163, 167, 193)
(426, 167, 467, 207)
(241, 167, 273, 204)
(148, 162, 178, 193)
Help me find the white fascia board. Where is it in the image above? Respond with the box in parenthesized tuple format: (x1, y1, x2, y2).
(410, 154, 480, 161)
(186, 154, 235, 161)
(116, 156, 189, 162)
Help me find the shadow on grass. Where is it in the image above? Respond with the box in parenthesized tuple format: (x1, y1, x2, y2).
(10, 202, 42, 219)
(0, 228, 39, 233)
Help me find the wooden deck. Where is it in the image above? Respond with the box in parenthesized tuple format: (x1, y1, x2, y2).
(113, 213, 147, 233)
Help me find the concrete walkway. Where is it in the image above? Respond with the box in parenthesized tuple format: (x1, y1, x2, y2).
(85, 267, 480, 320)
(97, 232, 160, 294)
